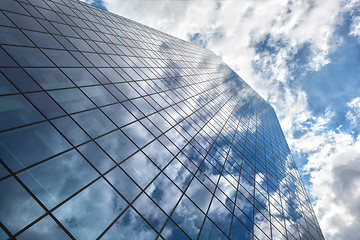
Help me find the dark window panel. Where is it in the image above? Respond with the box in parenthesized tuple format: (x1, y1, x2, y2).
(42, 49, 81, 67)
(3, 45, 53, 67)
(49, 88, 95, 114)
(0, 94, 44, 131)
(25, 91, 66, 118)
(0, 11, 16, 27)
(0, 177, 45, 234)
(0, 121, 71, 171)
(72, 109, 116, 138)
(51, 116, 90, 146)
(0, 0, 29, 15)
(25, 68, 75, 90)
(61, 67, 98, 86)
(23, 30, 63, 49)
(4, 12, 44, 31)
(0, 26, 34, 46)
(0, 47, 18, 67)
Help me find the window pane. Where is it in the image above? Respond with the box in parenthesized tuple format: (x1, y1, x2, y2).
(0, 26, 34, 46)
(72, 109, 116, 138)
(43, 49, 81, 67)
(0, 47, 17, 67)
(61, 68, 98, 86)
(78, 141, 114, 173)
(49, 88, 95, 113)
(4, 12, 45, 31)
(105, 167, 141, 202)
(19, 150, 98, 209)
(101, 207, 157, 240)
(25, 68, 75, 90)
(53, 179, 127, 239)
(121, 151, 159, 189)
(0, 177, 45, 234)
(1, 68, 42, 92)
(0, 94, 44, 131)
(51, 116, 90, 146)
(96, 130, 137, 163)
(146, 173, 181, 214)
(3, 46, 53, 67)
(26, 92, 66, 118)
(17, 216, 70, 240)
(23, 30, 63, 49)
(82, 85, 116, 106)
(172, 196, 205, 239)
(0, 122, 71, 171)
(102, 103, 135, 127)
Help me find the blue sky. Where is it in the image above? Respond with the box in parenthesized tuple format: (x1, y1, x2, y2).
(85, 0, 360, 239)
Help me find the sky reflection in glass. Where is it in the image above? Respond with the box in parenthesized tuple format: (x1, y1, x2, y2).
(0, 0, 323, 239)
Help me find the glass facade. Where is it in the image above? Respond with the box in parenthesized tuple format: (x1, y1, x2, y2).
(0, 0, 324, 239)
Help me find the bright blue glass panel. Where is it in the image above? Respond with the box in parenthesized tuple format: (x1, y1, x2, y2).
(19, 149, 98, 209)
(53, 178, 127, 239)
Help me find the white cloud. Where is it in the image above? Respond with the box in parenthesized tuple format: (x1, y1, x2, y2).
(350, 15, 360, 37)
(346, 97, 360, 127)
(306, 132, 360, 240)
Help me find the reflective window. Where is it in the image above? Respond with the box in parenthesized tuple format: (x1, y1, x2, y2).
(23, 30, 63, 49)
(53, 178, 127, 239)
(43, 49, 81, 67)
(25, 68, 75, 90)
(51, 116, 90, 146)
(0, 122, 71, 171)
(3, 46, 53, 67)
(133, 193, 167, 231)
(19, 149, 98, 209)
(26, 92, 66, 118)
(0, 26, 34, 46)
(105, 167, 141, 202)
(17, 216, 70, 240)
(0, 94, 44, 131)
(4, 12, 45, 31)
(49, 88, 95, 113)
(0, 177, 45, 234)
(1, 68, 41, 92)
(72, 109, 116, 138)
(122, 121, 154, 148)
(172, 196, 205, 239)
(121, 151, 159, 189)
(61, 68, 98, 86)
(102, 103, 135, 127)
(96, 130, 137, 163)
(101, 207, 157, 240)
(81, 85, 116, 106)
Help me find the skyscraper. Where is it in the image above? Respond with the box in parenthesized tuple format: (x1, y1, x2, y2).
(0, 0, 324, 239)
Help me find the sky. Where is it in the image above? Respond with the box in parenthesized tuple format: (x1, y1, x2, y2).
(84, 0, 360, 239)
